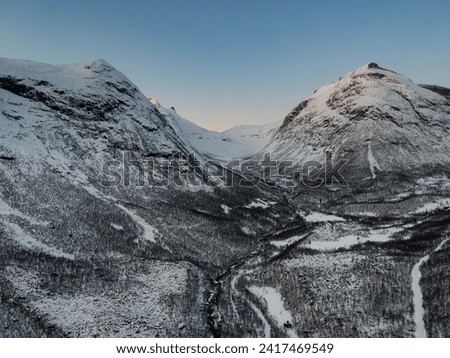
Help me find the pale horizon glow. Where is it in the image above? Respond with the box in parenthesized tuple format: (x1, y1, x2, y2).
(0, 0, 449, 131)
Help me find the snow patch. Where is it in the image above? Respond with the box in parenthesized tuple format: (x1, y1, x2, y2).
(304, 212, 345, 223)
(367, 143, 381, 179)
(414, 198, 450, 214)
(244, 199, 276, 209)
(416, 176, 450, 186)
(115, 204, 158, 243)
(110, 223, 124, 231)
(220, 204, 231, 215)
(270, 235, 305, 248)
(305, 227, 403, 251)
(386, 192, 413, 202)
(248, 286, 297, 337)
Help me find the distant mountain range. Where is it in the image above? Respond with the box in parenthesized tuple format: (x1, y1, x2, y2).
(147, 97, 280, 161)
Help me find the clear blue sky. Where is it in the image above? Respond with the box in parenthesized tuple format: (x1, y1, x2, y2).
(1, 0, 449, 131)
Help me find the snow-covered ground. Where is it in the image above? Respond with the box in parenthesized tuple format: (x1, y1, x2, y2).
(244, 199, 276, 209)
(305, 226, 403, 251)
(304, 212, 346, 223)
(367, 143, 381, 179)
(220, 204, 231, 215)
(414, 198, 450, 214)
(248, 286, 297, 337)
(270, 235, 304, 248)
(115, 204, 159, 244)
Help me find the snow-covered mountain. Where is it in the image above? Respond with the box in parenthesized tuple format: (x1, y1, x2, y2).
(150, 98, 280, 161)
(2, 57, 450, 339)
(258, 63, 450, 182)
(0, 57, 197, 183)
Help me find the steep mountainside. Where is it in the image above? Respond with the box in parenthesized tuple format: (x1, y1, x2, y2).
(258, 63, 450, 183)
(0, 58, 191, 177)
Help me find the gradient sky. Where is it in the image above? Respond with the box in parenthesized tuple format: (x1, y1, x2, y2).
(1, 0, 449, 131)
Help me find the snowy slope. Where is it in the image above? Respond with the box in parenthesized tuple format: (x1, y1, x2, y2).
(152, 99, 280, 161)
(258, 63, 450, 181)
(222, 122, 281, 156)
(0, 57, 195, 183)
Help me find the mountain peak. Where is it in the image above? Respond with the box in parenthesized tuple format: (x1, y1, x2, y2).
(0, 56, 186, 168)
(89, 58, 110, 66)
(84, 58, 115, 73)
(367, 62, 380, 69)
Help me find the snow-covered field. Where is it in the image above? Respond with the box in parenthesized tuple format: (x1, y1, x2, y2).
(305, 227, 403, 251)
